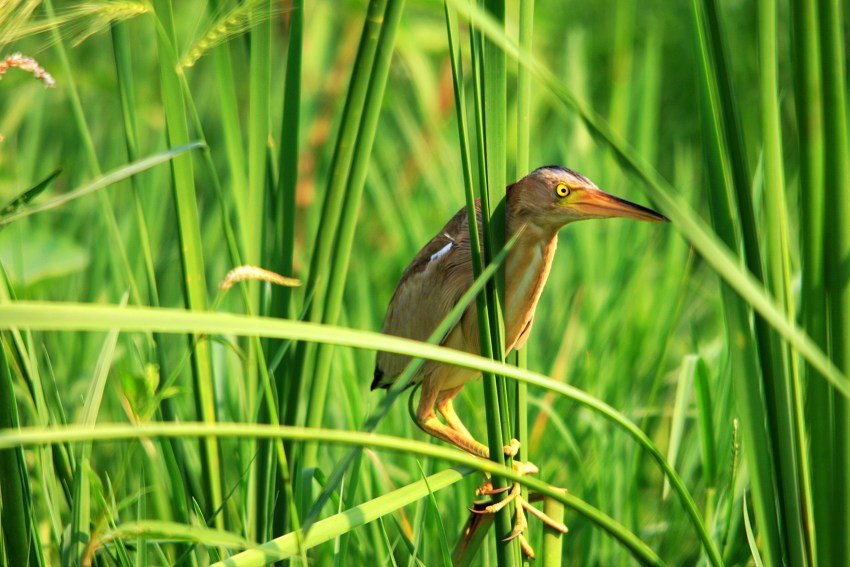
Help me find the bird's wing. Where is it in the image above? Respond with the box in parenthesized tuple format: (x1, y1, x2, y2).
(373, 203, 481, 389)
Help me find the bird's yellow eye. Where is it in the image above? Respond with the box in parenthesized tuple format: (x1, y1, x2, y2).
(555, 183, 570, 198)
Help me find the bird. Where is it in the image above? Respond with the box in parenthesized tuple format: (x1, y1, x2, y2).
(372, 165, 668, 555)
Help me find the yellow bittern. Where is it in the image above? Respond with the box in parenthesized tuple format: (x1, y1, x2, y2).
(373, 165, 668, 555)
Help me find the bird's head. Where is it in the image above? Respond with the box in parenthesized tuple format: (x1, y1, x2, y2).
(508, 165, 669, 230)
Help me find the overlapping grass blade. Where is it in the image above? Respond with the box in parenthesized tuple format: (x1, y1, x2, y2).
(303, 0, 407, 471)
(818, 0, 850, 562)
(149, 0, 223, 526)
(0, 337, 43, 566)
(0, 424, 663, 566)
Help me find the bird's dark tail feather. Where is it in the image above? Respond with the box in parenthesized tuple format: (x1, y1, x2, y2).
(371, 366, 385, 390)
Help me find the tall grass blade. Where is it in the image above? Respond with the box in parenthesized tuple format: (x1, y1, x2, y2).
(286, 0, 388, 474)
(302, 0, 406, 472)
(149, 0, 223, 526)
(691, 0, 783, 561)
(818, 0, 850, 562)
(758, 0, 810, 561)
(476, 0, 516, 561)
(790, 0, 827, 561)
(515, 3, 534, 560)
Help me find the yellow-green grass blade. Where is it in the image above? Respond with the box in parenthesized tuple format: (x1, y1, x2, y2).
(110, 21, 163, 313)
(100, 519, 256, 551)
(0, 425, 663, 566)
(270, 0, 302, 321)
(149, 0, 222, 528)
(0, 300, 717, 564)
(64, 296, 122, 566)
(417, 462, 453, 566)
(286, 0, 389, 482)
(690, 0, 784, 563)
(471, 1, 515, 560)
(515, 3, 534, 561)
(662, 355, 696, 501)
(203, 0, 248, 232)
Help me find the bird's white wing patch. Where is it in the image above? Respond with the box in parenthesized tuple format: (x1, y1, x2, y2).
(429, 241, 453, 262)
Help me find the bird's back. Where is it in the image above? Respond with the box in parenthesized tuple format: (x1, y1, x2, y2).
(372, 203, 482, 389)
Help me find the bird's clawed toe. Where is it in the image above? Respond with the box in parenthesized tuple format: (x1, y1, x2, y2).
(503, 438, 521, 457)
(470, 461, 568, 558)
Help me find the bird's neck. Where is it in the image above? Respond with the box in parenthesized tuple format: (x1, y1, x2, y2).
(503, 222, 559, 348)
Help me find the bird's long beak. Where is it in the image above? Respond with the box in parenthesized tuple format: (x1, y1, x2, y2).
(572, 187, 669, 222)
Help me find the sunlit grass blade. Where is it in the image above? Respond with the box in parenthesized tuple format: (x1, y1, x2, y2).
(515, 3, 534, 562)
(758, 0, 812, 562)
(691, 0, 783, 562)
(472, 0, 516, 561)
(286, 0, 390, 481)
(662, 355, 695, 501)
(0, 168, 60, 216)
(417, 462, 452, 566)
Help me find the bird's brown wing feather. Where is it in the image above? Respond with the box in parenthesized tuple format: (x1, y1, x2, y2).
(373, 202, 482, 389)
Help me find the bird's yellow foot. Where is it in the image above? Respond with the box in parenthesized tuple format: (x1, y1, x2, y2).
(472, 460, 568, 559)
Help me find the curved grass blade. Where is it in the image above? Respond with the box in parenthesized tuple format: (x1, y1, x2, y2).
(0, 299, 716, 564)
(0, 425, 664, 566)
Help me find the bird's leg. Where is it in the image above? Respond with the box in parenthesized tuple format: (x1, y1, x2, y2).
(435, 386, 474, 439)
(435, 386, 521, 458)
(421, 377, 567, 558)
(416, 377, 489, 458)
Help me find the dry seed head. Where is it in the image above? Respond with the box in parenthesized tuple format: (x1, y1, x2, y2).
(220, 265, 300, 291)
(0, 52, 55, 87)
(179, 0, 282, 69)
